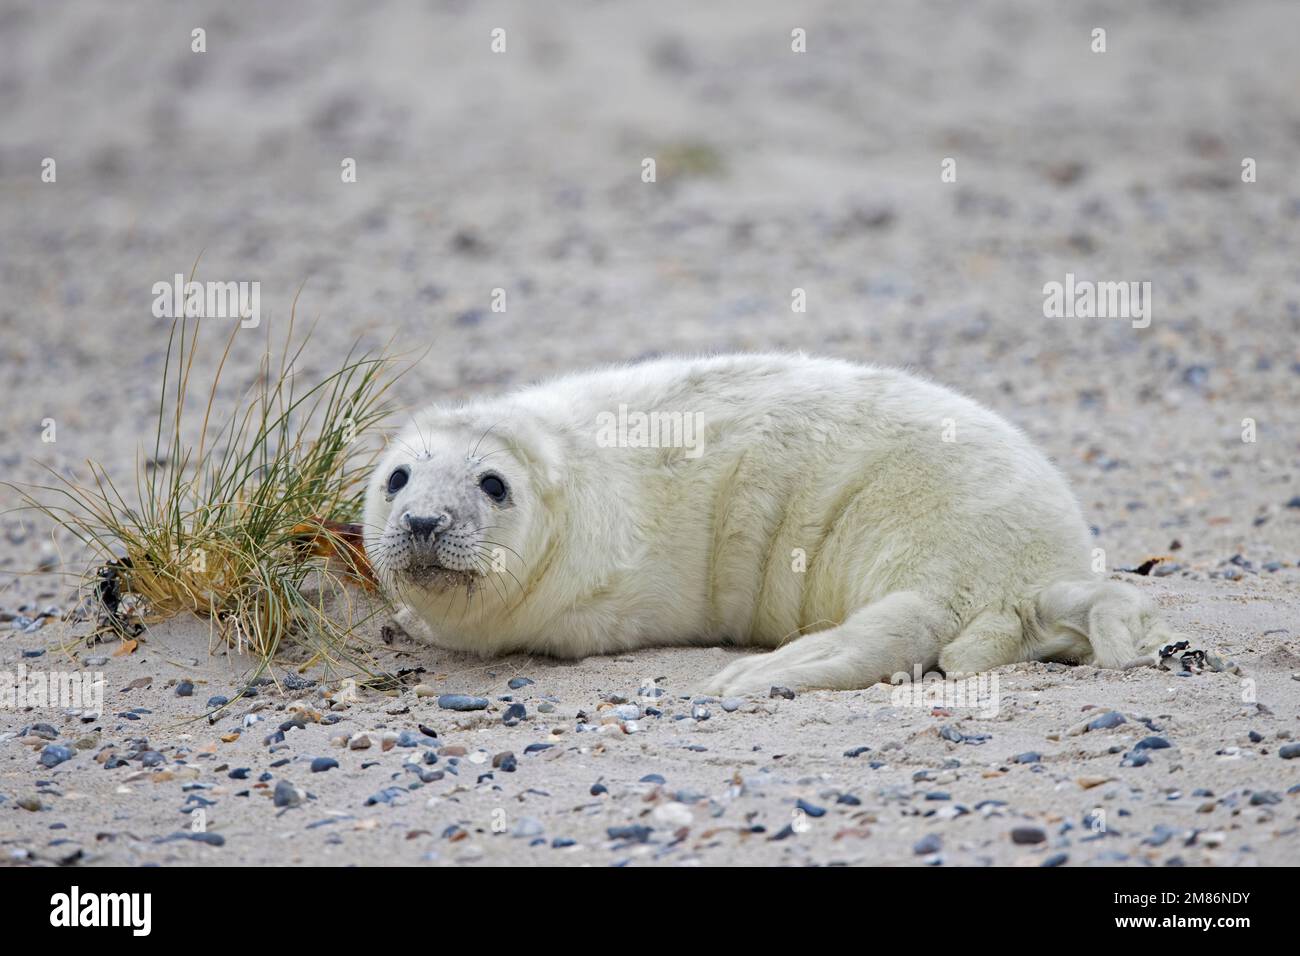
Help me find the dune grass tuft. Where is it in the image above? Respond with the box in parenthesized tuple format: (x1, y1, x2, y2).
(9, 297, 411, 689)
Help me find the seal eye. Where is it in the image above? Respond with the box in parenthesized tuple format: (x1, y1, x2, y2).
(386, 466, 409, 496)
(479, 473, 507, 503)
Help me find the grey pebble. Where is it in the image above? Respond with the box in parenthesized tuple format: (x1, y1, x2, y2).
(38, 744, 75, 768)
(310, 757, 338, 773)
(1010, 826, 1047, 845)
(273, 781, 304, 808)
(1087, 711, 1126, 731)
(913, 834, 942, 855)
(437, 694, 489, 711)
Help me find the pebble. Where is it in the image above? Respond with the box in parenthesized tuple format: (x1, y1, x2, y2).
(652, 802, 693, 827)
(1041, 852, 1069, 867)
(1279, 743, 1300, 759)
(206, 695, 229, 708)
(437, 694, 489, 711)
(310, 757, 339, 773)
(1134, 736, 1172, 751)
(364, 786, 405, 806)
(38, 744, 75, 768)
(913, 834, 942, 855)
(795, 798, 826, 817)
(607, 824, 653, 843)
(769, 686, 795, 700)
(175, 680, 194, 697)
(1013, 752, 1042, 764)
(1087, 711, 1126, 731)
(492, 751, 517, 772)
(721, 697, 744, 712)
(507, 677, 534, 690)
(512, 817, 544, 838)
(1010, 826, 1047, 845)
(1121, 752, 1151, 767)
(273, 781, 304, 808)
(502, 703, 527, 726)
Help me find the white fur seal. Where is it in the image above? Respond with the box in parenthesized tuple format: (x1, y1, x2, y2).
(363, 354, 1183, 696)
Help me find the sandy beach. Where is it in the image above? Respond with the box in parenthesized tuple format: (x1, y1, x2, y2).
(1, 0, 1298, 867)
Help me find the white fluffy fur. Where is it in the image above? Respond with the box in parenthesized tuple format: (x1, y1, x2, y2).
(363, 354, 1183, 696)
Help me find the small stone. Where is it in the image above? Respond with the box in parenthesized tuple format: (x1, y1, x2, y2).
(502, 703, 527, 726)
(437, 694, 489, 711)
(413, 684, 438, 698)
(507, 677, 534, 690)
(175, 680, 194, 698)
(512, 816, 544, 838)
(1134, 736, 1172, 751)
(796, 798, 826, 818)
(721, 697, 744, 712)
(310, 757, 339, 773)
(1121, 752, 1151, 767)
(1010, 826, 1046, 845)
(273, 781, 304, 808)
(1278, 743, 1300, 759)
(769, 686, 795, 700)
(348, 733, 372, 750)
(652, 802, 693, 827)
(1013, 751, 1042, 764)
(1041, 852, 1069, 867)
(18, 796, 43, 812)
(607, 824, 653, 843)
(492, 751, 517, 772)
(1087, 711, 1126, 731)
(38, 745, 75, 768)
(913, 834, 942, 855)
(206, 695, 229, 708)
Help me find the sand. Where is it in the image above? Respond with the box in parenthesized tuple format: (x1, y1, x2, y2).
(1, 0, 1298, 866)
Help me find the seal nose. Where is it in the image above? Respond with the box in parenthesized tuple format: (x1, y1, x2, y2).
(403, 512, 450, 542)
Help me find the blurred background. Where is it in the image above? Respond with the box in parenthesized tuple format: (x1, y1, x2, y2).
(1, 0, 1298, 599)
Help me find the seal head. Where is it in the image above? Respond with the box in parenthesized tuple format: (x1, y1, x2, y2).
(362, 408, 559, 632)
